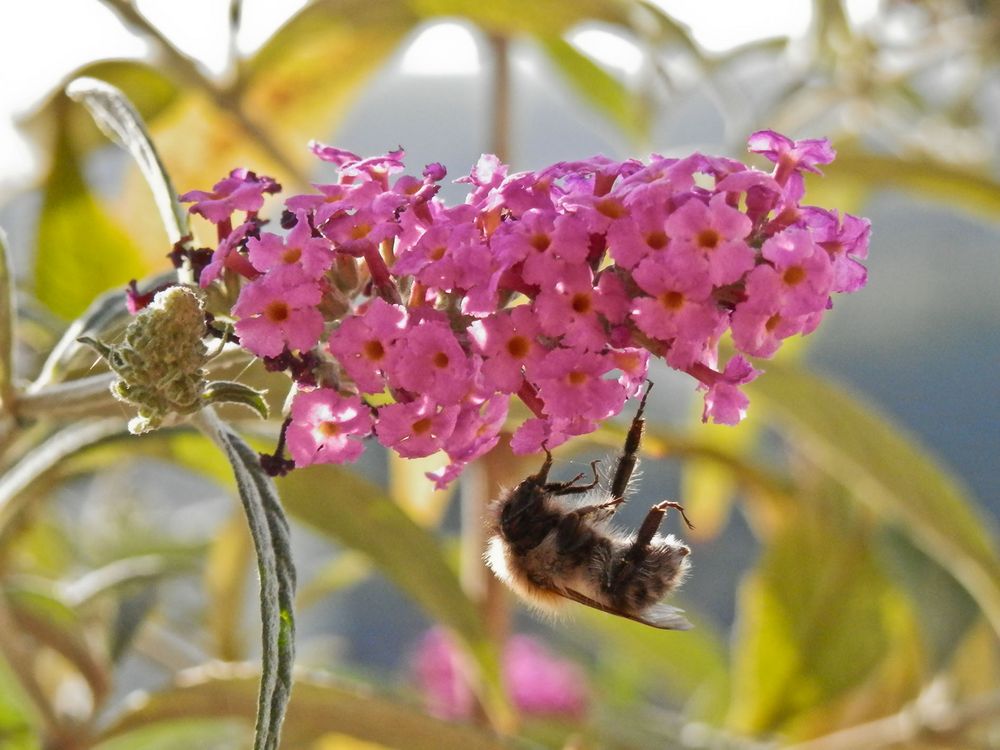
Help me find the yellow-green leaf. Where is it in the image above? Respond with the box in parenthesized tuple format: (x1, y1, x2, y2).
(35, 115, 152, 319)
(538, 35, 647, 143)
(749, 363, 1000, 636)
(96, 665, 515, 750)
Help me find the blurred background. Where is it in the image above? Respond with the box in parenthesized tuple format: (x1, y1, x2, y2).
(0, 1, 997, 749)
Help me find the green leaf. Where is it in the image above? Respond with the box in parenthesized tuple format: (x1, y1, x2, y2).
(96, 665, 516, 750)
(727, 496, 893, 735)
(94, 719, 248, 750)
(204, 510, 253, 661)
(196, 411, 296, 750)
(0, 228, 14, 411)
(407, 0, 632, 36)
(3, 580, 111, 706)
(578, 607, 730, 722)
(388, 451, 455, 526)
(274, 465, 503, 688)
(830, 151, 1000, 224)
(749, 363, 1000, 637)
(0, 419, 126, 548)
(537, 35, 647, 142)
(0, 652, 40, 750)
(874, 528, 980, 670)
(34, 113, 152, 319)
(66, 77, 191, 253)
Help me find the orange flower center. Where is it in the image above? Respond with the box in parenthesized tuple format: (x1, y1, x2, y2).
(264, 300, 290, 323)
(317, 421, 341, 438)
(697, 229, 720, 250)
(571, 293, 592, 314)
(432, 351, 450, 368)
(659, 291, 684, 310)
(507, 335, 530, 359)
(282, 247, 302, 264)
(363, 340, 385, 361)
(645, 230, 669, 250)
(530, 233, 551, 252)
(412, 417, 433, 435)
(567, 370, 588, 386)
(783, 266, 806, 286)
(595, 197, 627, 219)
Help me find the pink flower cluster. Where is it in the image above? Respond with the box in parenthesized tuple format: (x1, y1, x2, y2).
(180, 131, 870, 486)
(411, 627, 589, 721)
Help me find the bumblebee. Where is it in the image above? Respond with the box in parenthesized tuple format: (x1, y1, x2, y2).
(486, 385, 693, 629)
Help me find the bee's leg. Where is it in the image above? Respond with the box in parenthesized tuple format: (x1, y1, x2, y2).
(532, 446, 555, 484)
(548, 460, 601, 496)
(633, 501, 695, 550)
(609, 382, 653, 503)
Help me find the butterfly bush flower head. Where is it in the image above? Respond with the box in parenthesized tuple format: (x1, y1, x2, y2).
(184, 132, 870, 486)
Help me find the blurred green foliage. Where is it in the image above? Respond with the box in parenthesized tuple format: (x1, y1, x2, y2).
(1, 0, 998, 748)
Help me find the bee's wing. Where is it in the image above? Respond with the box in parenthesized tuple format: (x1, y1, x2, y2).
(558, 587, 693, 630)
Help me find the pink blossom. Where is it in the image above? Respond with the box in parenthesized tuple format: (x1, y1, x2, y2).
(428, 394, 510, 488)
(410, 628, 474, 720)
(328, 297, 408, 393)
(695, 355, 761, 426)
(375, 397, 459, 458)
(527, 348, 626, 422)
(199, 221, 260, 287)
(510, 415, 598, 454)
(663, 193, 754, 286)
(286, 389, 373, 466)
(731, 304, 812, 358)
(801, 207, 871, 293)
(749, 227, 834, 316)
(533, 266, 609, 352)
(179, 168, 279, 224)
(605, 194, 672, 270)
(630, 256, 724, 363)
(470, 306, 544, 393)
(247, 215, 333, 279)
(748, 130, 836, 201)
(232, 269, 324, 358)
(386, 319, 473, 404)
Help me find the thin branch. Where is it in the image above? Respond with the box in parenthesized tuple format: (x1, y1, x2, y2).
(97, 0, 308, 185)
(784, 688, 1000, 750)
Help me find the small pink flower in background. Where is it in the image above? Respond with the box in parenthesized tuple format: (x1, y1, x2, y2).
(286, 389, 373, 466)
(411, 628, 588, 721)
(410, 628, 475, 721)
(504, 635, 588, 719)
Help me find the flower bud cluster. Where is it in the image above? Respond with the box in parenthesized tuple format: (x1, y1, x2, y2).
(180, 131, 870, 486)
(87, 286, 210, 434)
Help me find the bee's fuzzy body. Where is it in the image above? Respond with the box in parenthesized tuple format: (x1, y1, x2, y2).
(485, 386, 693, 630)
